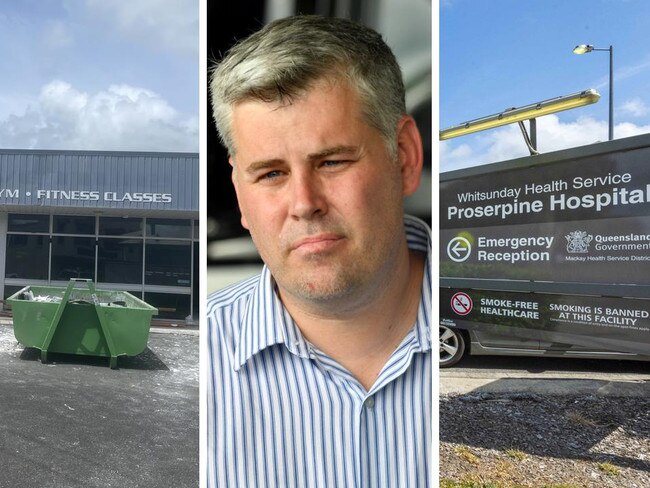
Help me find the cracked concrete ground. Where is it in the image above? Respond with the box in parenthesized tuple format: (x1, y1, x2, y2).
(0, 322, 199, 488)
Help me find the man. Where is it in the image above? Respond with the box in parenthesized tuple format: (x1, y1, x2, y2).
(208, 15, 431, 487)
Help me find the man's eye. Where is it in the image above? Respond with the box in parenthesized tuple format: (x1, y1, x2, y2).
(322, 160, 345, 167)
(260, 170, 283, 180)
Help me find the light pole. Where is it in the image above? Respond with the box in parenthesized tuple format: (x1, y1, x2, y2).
(573, 44, 614, 141)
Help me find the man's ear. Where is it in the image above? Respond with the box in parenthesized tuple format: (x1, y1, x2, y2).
(229, 157, 250, 230)
(395, 115, 423, 197)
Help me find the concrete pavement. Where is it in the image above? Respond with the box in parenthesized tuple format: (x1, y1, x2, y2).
(0, 321, 198, 488)
(440, 356, 650, 397)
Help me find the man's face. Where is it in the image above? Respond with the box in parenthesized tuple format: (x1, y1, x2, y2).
(229, 79, 420, 307)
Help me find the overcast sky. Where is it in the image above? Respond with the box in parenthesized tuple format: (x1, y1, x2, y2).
(0, 0, 198, 152)
(441, 0, 650, 171)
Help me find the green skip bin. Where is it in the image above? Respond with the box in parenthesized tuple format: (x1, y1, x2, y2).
(7, 279, 158, 369)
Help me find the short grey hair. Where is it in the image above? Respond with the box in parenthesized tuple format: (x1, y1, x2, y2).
(210, 15, 406, 157)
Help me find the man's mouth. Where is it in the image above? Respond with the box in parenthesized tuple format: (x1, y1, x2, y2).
(291, 234, 344, 253)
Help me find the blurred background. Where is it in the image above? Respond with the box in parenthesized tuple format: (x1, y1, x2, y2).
(207, 0, 432, 293)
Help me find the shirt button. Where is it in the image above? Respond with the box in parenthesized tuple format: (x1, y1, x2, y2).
(364, 396, 375, 408)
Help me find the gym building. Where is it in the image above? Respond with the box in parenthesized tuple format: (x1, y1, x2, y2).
(0, 149, 199, 323)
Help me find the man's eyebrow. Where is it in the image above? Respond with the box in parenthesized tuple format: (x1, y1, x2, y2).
(307, 145, 360, 161)
(242, 146, 360, 174)
(244, 159, 283, 175)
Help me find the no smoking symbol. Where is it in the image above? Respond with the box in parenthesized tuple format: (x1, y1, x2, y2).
(451, 292, 473, 316)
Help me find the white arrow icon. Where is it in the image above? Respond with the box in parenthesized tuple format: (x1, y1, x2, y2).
(447, 237, 471, 262)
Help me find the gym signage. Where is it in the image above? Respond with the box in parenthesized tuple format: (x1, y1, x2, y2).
(0, 188, 173, 203)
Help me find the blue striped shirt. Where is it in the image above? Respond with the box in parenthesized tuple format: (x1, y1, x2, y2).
(207, 215, 432, 487)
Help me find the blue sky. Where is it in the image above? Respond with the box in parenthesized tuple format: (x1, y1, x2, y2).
(440, 0, 650, 170)
(0, 0, 198, 152)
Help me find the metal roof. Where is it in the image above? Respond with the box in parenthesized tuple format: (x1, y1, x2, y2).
(0, 149, 198, 216)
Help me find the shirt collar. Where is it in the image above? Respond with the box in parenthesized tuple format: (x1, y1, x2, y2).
(405, 215, 433, 352)
(233, 266, 310, 371)
(233, 215, 432, 371)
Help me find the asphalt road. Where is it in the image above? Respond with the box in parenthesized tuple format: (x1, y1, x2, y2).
(0, 323, 199, 488)
(441, 355, 650, 396)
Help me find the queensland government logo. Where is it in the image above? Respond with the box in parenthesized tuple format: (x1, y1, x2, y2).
(565, 230, 593, 253)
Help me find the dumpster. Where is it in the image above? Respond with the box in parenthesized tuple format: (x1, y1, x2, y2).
(7, 279, 157, 368)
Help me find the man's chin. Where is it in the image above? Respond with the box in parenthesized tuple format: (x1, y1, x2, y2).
(282, 273, 360, 303)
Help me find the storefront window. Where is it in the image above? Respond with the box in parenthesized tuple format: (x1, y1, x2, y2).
(145, 239, 191, 286)
(53, 215, 96, 235)
(5, 235, 49, 280)
(3, 285, 24, 301)
(99, 217, 143, 236)
(146, 219, 191, 238)
(192, 241, 199, 319)
(4, 213, 196, 320)
(144, 292, 191, 320)
(51, 236, 95, 280)
(8, 214, 49, 233)
(97, 238, 143, 284)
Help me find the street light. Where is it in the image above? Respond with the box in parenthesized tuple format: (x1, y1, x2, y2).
(573, 44, 613, 140)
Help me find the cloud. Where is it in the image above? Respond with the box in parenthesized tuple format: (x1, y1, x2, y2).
(594, 56, 650, 90)
(69, 0, 198, 55)
(441, 114, 650, 171)
(42, 20, 74, 49)
(620, 97, 649, 117)
(615, 56, 650, 83)
(0, 80, 197, 152)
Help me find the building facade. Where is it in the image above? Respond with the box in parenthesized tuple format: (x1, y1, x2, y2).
(0, 149, 199, 322)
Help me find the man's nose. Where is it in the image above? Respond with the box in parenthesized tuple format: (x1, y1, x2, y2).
(288, 172, 327, 219)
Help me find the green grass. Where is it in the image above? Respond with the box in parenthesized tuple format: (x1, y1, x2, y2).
(565, 410, 600, 427)
(440, 478, 583, 488)
(596, 462, 620, 476)
(504, 449, 527, 461)
(541, 484, 582, 488)
(440, 481, 499, 488)
(453, 446, 480, 465)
